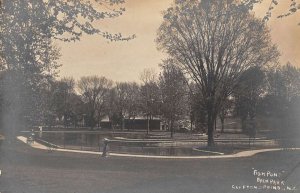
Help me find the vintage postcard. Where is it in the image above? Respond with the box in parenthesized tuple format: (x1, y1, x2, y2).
(0, 0, 299, 193)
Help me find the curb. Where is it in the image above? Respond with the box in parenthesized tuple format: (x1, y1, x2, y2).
(17, 136, 300, 159)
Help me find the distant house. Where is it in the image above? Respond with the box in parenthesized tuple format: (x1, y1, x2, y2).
(100, 116, 162, 131)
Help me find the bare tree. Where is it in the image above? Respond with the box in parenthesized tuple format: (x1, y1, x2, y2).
(123, 83, 140, 130)
(52, 77, 77, 127)
(105, 88, 119, 130)
(234, 66, 265, 134)
(115, 83, 125, 130)
(139, 68, 157, 85)
(114, 82, 140, 130)
(218, 97, 233, 133)
(159, 59, 188, 138)
(157, 0, 279, 146)
(78, 76, 113, 129)
(139, 68, 160, 134)
(262, 63, 300, 117)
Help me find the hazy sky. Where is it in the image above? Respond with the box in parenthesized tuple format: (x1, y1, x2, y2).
(57, 0, 300, 82)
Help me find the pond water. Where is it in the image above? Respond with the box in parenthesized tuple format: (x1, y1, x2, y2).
(37, 132, 218, 156)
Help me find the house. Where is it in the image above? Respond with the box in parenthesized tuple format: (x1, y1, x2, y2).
(99, 116, 162, 131)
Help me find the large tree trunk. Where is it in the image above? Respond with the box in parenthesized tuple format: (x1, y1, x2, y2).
(131, 118, 136, 130)
(121, 117, 125, 131)
(221, 118, 224, 133)
(241, 117, 247, 133)
(214, 119, 217, 131)
(220, 115, 225, 133)
(207, 120, 214, 147)
(146, 115, 150, 135)
(170, 120, 174, 138)
(207, 109, 215, 147)
(89, 111, 96, 130)
(127, 118, 131, 131)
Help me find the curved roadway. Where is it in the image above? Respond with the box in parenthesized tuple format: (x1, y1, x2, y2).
(1, 139, 300, 193)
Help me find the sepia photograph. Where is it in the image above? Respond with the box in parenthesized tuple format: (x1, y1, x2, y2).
(0, 0, 299, 193)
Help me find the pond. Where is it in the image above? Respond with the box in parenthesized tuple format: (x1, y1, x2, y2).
(36, 132, 214, 156)
(33, 131, 275, 156)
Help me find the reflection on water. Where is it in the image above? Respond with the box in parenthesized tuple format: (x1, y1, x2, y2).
(109, 145, 205, 156)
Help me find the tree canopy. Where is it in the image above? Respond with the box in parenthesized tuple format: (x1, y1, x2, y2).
(78, 76, 113, 128)
(0, 0, 133, 134)
(159, 59, 189, 137)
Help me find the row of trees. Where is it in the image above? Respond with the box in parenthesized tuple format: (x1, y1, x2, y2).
(36, 65, 189, 139)
(3, 60, 297, 140)
(234, 64, 300, 134)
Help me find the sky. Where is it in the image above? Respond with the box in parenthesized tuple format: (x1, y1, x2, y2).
(57, 0, 300, 82)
